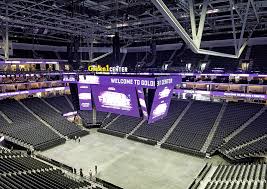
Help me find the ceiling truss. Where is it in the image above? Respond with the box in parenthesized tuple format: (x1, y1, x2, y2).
(0, 0, 266, 60)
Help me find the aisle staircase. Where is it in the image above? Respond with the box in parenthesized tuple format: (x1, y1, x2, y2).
(159, 101, 193, 145)
(201, 103, 227, 153)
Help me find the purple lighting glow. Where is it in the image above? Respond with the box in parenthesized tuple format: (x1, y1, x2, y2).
(91, 85, 140, 117)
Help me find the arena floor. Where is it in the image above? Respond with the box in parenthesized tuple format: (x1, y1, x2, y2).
(41, 130, 206, 189)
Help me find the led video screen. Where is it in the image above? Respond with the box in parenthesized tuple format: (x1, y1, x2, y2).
(148, 85, 174, 123)
(77, 83, 93, 111)
(137, 88, 148, 119)
(91, 85, 140, 117)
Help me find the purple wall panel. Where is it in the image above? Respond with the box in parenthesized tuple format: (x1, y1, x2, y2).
(137, 87, 148, 119)
(77, 84, 93, 110)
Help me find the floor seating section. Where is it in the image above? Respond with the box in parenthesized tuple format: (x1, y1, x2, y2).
(132, 100, 189, 141)
(0, 151, 91, 189)
(22, 98, 88, 138)
(0, 99, 65, 150)
(164, 101, 222, 152)
(44, 96, 74, 114)
(207, 102, 264, 153)
(106, 115, 143, 134)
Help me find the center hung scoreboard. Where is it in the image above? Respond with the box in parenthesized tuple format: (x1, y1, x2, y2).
(65, 74, 181, 124)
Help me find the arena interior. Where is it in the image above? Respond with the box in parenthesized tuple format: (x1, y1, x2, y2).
(0, 0, 267, 189)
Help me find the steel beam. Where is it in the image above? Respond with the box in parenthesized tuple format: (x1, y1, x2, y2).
(229, 0, 238, 55)
(9, 0, 52, 16)
(188, 0, 197, 41)
(151, 0, 243, 58)
(4, 1, 9, 60)
(196, 0, 209, 48)
(238, 0, 250, 50)
(151, 0, 198, 53)
(250, 0, 259, 23)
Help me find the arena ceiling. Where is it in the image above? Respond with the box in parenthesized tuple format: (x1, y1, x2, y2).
(0, 0, 266, 58)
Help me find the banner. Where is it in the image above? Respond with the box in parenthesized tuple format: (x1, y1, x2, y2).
(174, 89, 267, 100)
(91, 85, 140, 117)
(148, 84, 174, 123)
(137, 88, 148, 119)
(77, 84, 93, 111)
(79, 75, 156, 88)
(156, 76, 179, 87)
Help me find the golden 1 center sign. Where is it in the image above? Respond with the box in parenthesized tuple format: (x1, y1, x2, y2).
(88, 65, 128, 73)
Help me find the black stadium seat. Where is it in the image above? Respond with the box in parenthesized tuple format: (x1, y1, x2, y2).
(164, 101, 222, 152)
(22, 98, 88, 138)
(0, 99, 65, 150)
(0, 151, 91, 189)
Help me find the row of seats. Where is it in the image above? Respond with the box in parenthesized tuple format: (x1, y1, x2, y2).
(78, 110, 109, 126)
(221, 109, 267, 159)
(0, 99, 65, 150)
(106, 115, 143, 134)
(210, 164, 267, 181)
(0, 155, 52, 174)
(101, 114, 118, 128)
(0, 151, 91, 189)
(96, 112, 109, 124)
(78, 110, 94, 125)
(165, 101, 222, 151)
(132, 100, 189, 141)
(204, 181, 266, 189)
(22, 98, 87, 138)
(207, 102, 264, 153)
(189, 163, 267, 189)
(227, 137, 267, 159)
(92, 98, 266, 159)
(44, 96, 74, 114)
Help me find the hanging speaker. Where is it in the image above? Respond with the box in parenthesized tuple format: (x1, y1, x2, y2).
(112, 32, 120, 66)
